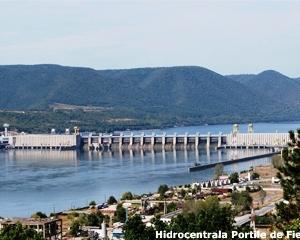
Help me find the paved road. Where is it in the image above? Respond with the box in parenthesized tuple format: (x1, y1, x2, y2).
(161, 209, 183, 219)
(160, 202, 278, 226)
(234, 201, 280, 226)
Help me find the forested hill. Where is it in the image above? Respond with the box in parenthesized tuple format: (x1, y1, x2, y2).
(0, 65, 260, 113)
(227, 70, 300, 106)
(0, 64, 299, 132)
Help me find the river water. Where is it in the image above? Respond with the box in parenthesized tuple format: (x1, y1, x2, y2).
(0, 122, 299, 217)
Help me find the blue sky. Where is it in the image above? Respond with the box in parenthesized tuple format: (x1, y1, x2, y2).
(0, 0, 299, 77)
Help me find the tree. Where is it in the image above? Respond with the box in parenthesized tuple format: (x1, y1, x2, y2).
(31, 212, 47, 219)
(251, 172, 260, 180)
(89, 200, 96, 206)
(276, 129, 300, 225)
(179, 196, 235, 233)
(80, 212, 104, 226)
(229, 172, 239, 183)
(107, 195, 117, 205)
(86, 213, 102, 226)
(214, 164, 224, 179)
(69, 220, 80, 237)
(0, 223, 44, 240)
(151, 217, 168, 232)
(282, 218, 300, 233)
(179, 189, 186, 198)
(68, 212, 104, 236)
(115, 204, 127, 223)
(123, 215, 155, 240)
(124, 197, 237, 240)
(158, 184, 169, 199)
(167, 202, 177, 213)
(231, 191, 252, 212)
(255, 215, 274, 225)
(121, 192, 133, 200)
(258, 189, 266, 205)
(195, 198, 235, 232)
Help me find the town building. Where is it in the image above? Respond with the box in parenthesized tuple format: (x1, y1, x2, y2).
(0, 217, 62, 240)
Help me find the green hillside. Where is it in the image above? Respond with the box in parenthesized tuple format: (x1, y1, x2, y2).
(0, 65, 299, 132)
(228, 70, 300, 106)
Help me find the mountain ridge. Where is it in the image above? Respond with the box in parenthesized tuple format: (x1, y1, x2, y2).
(227, 70, 300, 106)
(0, 64, 299, 132)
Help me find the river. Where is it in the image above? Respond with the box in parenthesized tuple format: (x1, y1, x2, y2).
(0, 122, 299, 217)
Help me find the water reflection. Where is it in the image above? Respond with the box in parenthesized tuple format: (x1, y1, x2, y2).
(0, 148, 272, 217)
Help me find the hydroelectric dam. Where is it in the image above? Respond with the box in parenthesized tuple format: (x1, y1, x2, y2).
(0, 124, 292, 151)
(83, 131, 290, 151)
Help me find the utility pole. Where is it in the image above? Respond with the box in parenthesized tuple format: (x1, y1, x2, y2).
(250, 207, 256, 231)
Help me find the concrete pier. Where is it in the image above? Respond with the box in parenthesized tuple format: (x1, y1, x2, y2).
(129, 133, 133, 147)
(184, 132, 188, 146)
(173, 133, 177, 148)
(119, 133, 123, 149)
(151, 133, 155, 146)
(195, 132, 199, 148)
(162, 132, 166, 146)
(217, 132, 222, 148)
(206, 132, 211, 148)
(140, 132, 144, 147)
(98, 133, 103, 149)
(189, 151, 280, 172)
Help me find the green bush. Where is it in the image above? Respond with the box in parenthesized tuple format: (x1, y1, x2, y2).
(107, 196, 118, 205)
(121, 192, 134, 200)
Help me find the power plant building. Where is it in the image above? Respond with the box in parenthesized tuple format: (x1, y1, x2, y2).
(8, 134, 80, 149)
